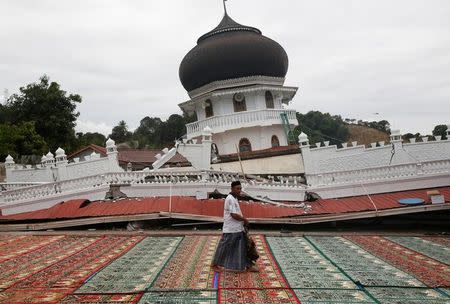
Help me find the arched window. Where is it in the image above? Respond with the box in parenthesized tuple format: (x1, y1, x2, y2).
(265, 91, 274, 109)
(239, 138, 252, 153)
(233, 93, 247, 112)
(271, 135, 280, 148)
(204, 99, 214, 118)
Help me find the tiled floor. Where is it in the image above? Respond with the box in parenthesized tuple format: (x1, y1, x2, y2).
(0, 234, 448, 303)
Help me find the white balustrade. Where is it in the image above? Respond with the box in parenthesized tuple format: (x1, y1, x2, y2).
(186, 109, 297, 138)
(307, 159, 450, 187)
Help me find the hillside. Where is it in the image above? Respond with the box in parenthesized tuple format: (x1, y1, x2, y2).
(347, 125, 390, 147)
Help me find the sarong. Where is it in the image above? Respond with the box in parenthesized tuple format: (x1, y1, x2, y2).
(212, 231, 251, 271)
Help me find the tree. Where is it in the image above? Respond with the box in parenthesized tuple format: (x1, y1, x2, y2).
(133, 117, 163, 148)
(5, 75, 81, 152)
(294, 111, 350, 146)
(160, 114, 186, 144)
(0, 122, 47, 161)
(109, 120, 133, 144)
(75, 132, 107, 148)
(433, 124, 448, 140)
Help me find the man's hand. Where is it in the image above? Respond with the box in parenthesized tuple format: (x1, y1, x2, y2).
(243, 218, 250, 226)
(231, 213, 249, 226)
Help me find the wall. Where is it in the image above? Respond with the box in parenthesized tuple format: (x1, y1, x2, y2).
(212, 153, 304, 175)
(213, 126, 288, 155)
(300, 136, 450, 188)
(302, 139, 450, 175)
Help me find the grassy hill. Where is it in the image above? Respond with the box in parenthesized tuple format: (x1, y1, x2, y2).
(347, 124, 390, 147)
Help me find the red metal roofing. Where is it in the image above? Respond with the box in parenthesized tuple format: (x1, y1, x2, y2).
(1, 187, 448, 222)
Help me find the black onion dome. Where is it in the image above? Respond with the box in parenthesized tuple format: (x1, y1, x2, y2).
(179, 13, 289, 92)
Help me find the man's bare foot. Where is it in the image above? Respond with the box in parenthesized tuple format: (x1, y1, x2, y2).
(247, 265, 260, 272)
(211, 265, 224, 273)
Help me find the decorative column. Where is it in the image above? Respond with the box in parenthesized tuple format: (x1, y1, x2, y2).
(106, 138, 120, 171)
(298, 132, 314, 175)
(55, 147, 68, 181)
(200, 126, 213, 170)
(4, 155, 15, 183)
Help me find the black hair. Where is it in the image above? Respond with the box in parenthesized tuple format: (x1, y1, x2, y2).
(231, 181, 241, 188)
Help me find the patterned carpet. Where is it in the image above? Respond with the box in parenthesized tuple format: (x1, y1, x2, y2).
(0, 234, 448, 304)
(347, 236, 450, 287)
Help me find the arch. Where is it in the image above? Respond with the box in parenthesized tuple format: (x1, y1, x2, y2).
(239, 138, 252, 153)
(233, 93, 247, 112)
(271, 135, 280, 148)
(265, 91, 274, 109)
(204, 99, 214, 118)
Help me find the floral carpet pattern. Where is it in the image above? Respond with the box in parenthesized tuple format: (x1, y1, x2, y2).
(0, 234, 448, 304)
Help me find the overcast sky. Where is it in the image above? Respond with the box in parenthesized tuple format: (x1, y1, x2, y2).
(1, 0, 449, 136)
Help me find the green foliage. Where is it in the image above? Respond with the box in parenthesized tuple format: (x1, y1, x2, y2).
(294, 111, 350, 146)
(75, 132, 107, 147)
(133, 117, 163, 148)
(109, 120, 133, 144)
(432, 124, 448, 140)
(0, 122, 47, 161)
(4, 75, 81, 152)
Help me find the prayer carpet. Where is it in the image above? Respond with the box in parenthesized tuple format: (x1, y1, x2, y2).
(9, 236, 143, 290)
(308, 236, 424, 287)
(0, 236, 98, 289)
(61, 294, 141, 303)
(387, 236, 450, 265)
(366, 287, 450, 303)
(218, 235, 299, 304)
(0, 235, 63, 263)
(76, 237, 182, 293)
(267, 236, 357, 289)
(139, 291, 217, 303)
(422, 236, 450, 247)
(0, 288, 72, 304)
(347, 236, 450, 287)
(151, 235, 219, 290)
(293, 289, 375, 304)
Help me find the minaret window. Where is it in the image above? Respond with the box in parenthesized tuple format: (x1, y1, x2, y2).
(233, 93, 247, 112)
(271, 135, 280, 148)
(265, 91, 274, 109)
(239, 138, 252, 152)
(204, 99, 214, 118)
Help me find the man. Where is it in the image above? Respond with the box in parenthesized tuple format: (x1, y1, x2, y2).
(211, 181, 259, 272)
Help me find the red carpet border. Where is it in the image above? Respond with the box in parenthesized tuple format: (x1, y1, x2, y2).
(346, 235, 450, 287)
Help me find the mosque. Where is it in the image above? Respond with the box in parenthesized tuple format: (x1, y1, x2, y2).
(0, 2, 449, 219)
(178, 6, 298, 155)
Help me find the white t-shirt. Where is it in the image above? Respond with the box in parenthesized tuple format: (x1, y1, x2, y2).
(222, 194, 244, 233)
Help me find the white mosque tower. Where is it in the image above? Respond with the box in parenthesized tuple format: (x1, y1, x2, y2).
(178, 3, 298, 155)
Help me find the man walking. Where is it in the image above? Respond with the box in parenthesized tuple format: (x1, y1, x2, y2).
(211, 181, 259, 272)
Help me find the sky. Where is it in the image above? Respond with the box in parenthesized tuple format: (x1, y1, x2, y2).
(0, 0, 449, 136)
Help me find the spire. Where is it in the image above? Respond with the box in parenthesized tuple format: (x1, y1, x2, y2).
(223, 0, 228, 15)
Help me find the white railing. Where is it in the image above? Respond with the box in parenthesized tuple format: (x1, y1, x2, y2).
(307, 159, 450, 186)
(186, 109, 297, 138)
(0, 170, 307, 208)
(0, 182, 49, 192)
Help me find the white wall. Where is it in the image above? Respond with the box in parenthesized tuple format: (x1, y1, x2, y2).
(213, 126, 288, 155)
(195, 90, 284, 122)
(212, 153, 304, 175)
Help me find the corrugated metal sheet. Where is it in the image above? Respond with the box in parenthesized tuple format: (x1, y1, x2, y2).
(1, 187, 448, 221)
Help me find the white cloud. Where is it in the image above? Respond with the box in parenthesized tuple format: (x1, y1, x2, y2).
(75, 120, 113, 137)
(1, 0, 449, 135)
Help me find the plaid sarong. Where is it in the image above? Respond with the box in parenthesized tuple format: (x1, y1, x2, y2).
(212, 232, 251, 271)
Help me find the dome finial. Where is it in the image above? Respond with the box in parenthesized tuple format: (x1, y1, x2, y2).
(223, 0, 228, 15)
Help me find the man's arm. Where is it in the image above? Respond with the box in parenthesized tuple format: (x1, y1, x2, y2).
(231, 213, 249, 226)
